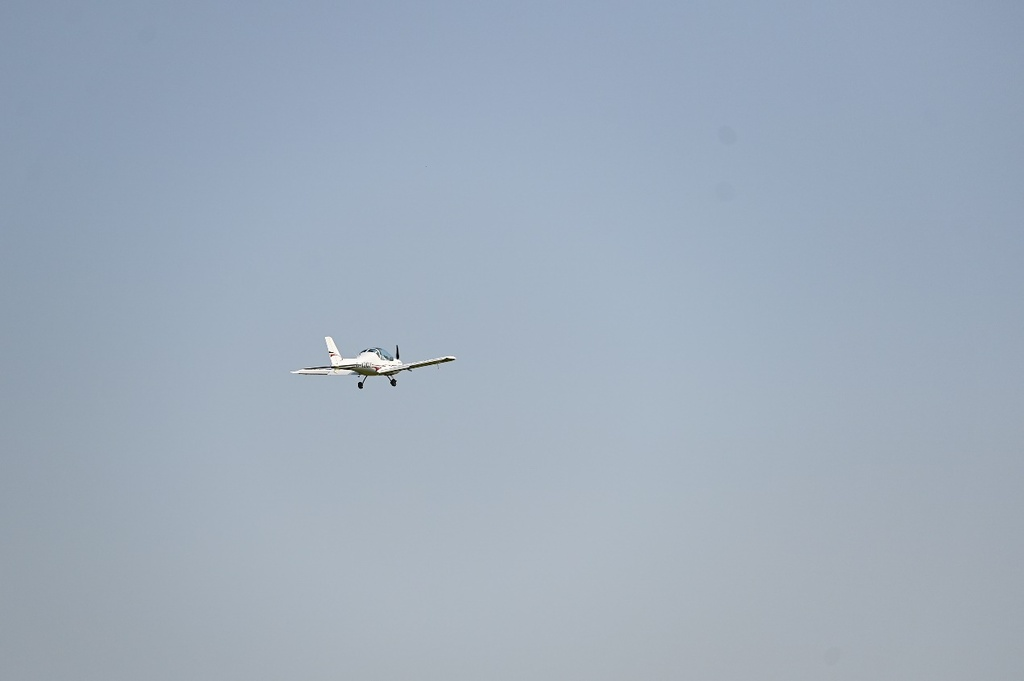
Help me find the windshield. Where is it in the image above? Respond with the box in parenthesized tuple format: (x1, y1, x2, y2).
(361, 347, 394, 361)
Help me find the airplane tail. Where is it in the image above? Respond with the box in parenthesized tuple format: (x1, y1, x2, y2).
(325, 336, 343, 367)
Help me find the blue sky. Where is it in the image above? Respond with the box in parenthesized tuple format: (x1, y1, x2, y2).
(2, 2, 1023, 679)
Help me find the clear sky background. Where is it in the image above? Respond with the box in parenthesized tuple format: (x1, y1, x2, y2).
(2, 2, 1023, 679)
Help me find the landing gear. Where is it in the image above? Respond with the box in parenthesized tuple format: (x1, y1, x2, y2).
(389, 378, 397, 387)
(357, 380, 364, 389)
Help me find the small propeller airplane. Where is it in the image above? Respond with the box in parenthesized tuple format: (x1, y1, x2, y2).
(292, 336, 456, 389)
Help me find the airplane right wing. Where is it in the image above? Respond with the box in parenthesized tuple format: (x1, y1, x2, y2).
(379, 356, 456, 375)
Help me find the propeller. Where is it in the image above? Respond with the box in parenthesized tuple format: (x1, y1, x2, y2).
(395, 345, 400, 361)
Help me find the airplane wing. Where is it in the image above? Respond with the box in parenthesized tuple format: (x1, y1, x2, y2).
(331, 362, 367, 371)
(379, 356, 456, 375)
(291, 366, 357, 375)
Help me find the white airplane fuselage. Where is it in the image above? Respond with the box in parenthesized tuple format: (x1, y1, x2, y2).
(295, 350, 400, 376)
(348, 354, 400, 376)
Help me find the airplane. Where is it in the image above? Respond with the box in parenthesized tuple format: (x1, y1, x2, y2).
(292, 336, 456, 389)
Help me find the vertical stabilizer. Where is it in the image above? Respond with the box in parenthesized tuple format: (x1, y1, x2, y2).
(325, 337, 343, 367)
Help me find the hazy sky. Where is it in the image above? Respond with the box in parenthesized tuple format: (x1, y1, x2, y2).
(2, 2, 1023, 679)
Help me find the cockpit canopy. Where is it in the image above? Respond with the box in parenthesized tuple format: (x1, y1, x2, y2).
(360, 347, 394, 361)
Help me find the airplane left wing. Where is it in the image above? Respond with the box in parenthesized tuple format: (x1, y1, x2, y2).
(379, 356, 456, 375)
(291, 366, 356, 375)
(330, 361, 370, 371)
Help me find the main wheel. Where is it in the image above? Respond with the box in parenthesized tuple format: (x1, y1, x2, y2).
(390, 378, 397, 387)
(357, 382, 364, 389)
